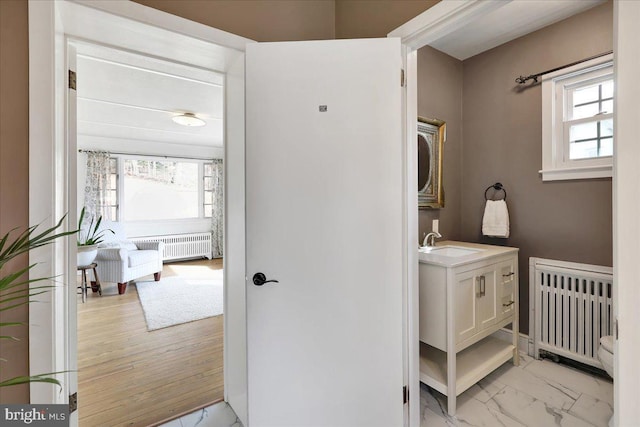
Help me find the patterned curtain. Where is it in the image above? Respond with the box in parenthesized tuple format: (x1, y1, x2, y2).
(83, 151, 112, 222)
(211, 159, 224, 258)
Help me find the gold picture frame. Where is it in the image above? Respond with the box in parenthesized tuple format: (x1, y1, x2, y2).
(418, 117, 446, 209)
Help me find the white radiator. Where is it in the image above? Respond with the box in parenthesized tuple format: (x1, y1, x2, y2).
(530, 258, 613, 368)
(132, 232, 212, 261)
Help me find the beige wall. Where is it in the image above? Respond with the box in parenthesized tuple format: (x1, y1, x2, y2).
(335, 0, 438, 39)
(461, 1, 614, 334)
(417, 47, 463, 242)
(133, 0, 336, 41)
(0, 0, 30, 404)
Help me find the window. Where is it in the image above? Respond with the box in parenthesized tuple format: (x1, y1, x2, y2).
(101, 158, 118, 219)
(203, 162, 214, 218)
(541, 54, 613, 181)
(104, 156, 220, 223)
(122, 159, 200, 221)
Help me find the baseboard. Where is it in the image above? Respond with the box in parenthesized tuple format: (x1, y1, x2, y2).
(492, 328, 534, 357)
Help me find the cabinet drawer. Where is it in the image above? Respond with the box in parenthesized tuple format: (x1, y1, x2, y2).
(500, 294, 516, 318)
(500, 263, 516, 284)
(497, 258, 517, 321)
(501, 281, 514, 297)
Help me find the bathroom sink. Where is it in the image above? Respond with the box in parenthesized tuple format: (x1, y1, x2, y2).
(419, 245, 481, 258)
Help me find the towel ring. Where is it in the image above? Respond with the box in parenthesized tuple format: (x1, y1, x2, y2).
(484, 183, 507, 201)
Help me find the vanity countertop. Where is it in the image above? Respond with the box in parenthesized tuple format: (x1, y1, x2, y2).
(418, 240, 518, 268)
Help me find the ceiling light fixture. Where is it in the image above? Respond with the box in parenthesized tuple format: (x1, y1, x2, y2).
(172, 112, 206, 127)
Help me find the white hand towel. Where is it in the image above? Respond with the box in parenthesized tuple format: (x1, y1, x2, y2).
(482, 199, 510, 238)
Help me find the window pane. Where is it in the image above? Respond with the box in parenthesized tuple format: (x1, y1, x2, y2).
(602, 80, 614, 98)
(204, 204, 212, 218)
(204, 191, 212, 204)
(570, 139, 598, 159)
(600, 137, 613, 157)
(123, 159, 199, 220)
(570, 121, 597, 142)
(106, 190, 117, 205)
(601, 100, 613, 114)
(204, 177, 213, 191)
(569, 119, 614, 160)
(110, 175, 117, 189)
(601, 118, 613, 137)
(573, 84, 599, 106)
(572, 103, 599, 120)
(204, 163, 213, 176)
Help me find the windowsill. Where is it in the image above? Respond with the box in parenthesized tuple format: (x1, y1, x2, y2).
(539, 164, 612, 181)
(123, 218, 212, 238)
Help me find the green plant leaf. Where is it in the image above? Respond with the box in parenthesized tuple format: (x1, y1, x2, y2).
(0, 215, 77, 389)
(0, 373, 64, 389)
(0, 335, 20, 341)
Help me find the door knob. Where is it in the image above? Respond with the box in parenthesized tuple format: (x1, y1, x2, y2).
(253, 272, 279, 286)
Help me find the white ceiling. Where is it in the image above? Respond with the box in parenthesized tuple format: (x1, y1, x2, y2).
(75, 41, 224, 150)
(429, 0, 606, 60)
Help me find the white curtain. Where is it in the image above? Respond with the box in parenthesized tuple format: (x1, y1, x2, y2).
(83, 150, 112, 222)
(211, 159, 224, 258)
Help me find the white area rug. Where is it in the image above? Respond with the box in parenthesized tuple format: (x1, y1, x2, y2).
(136, 276, 223, 331)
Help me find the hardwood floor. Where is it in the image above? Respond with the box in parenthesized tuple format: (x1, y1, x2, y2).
(77, 258, 224, 427)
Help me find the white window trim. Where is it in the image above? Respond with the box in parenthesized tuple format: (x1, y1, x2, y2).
(541, 54, 614, 181)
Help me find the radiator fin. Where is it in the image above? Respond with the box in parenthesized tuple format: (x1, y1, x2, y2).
(132, 232, 213, 261)
(531, 258, 613, 368)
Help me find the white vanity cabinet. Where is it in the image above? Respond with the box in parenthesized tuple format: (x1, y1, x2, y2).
(418, 241, 519, 416)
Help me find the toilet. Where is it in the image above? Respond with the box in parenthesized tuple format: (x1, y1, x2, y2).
(598, 335, 614, 378)
(597, 335, 614, 427)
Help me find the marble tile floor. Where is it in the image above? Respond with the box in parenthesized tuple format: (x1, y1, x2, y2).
(159, 353, 612, 427)
(421, 353, 614, 427)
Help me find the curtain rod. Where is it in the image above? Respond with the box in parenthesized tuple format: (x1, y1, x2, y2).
(515, 50, 613, 85)
(77, 149, 217, 162)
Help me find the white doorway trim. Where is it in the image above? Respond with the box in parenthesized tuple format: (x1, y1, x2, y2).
(27, 1, 252, 425)
(389, 2, 521, 425)
(612, 1, 640, 425)
(389, 0, 638, 425)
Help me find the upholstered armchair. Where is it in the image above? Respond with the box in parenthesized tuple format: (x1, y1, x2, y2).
(93, 221, 164, 294)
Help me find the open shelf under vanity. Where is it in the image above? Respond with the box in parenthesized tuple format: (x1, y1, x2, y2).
(419, 336, 515, 396)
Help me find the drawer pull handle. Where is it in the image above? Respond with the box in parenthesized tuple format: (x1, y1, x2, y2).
(476, 275, 486, 297)
(503, 301, 515, 307)
(502, 272, 515, 277)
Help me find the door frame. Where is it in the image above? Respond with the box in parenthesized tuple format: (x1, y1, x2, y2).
(27, 0, 252, 424)
(390, 0, 640, 425)
(388, 2, 519, 424)
(612, 1, 640, 424)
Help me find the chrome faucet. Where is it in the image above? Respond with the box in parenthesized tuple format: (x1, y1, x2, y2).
(423, 231, 442, 247)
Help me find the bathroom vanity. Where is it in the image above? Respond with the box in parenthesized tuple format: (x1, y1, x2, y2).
(419, 241, 519, 415)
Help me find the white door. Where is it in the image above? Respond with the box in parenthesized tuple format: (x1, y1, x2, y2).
(246, 38, 405, 427)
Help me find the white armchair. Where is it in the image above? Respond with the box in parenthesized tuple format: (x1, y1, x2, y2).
(93, 221, 164, 294)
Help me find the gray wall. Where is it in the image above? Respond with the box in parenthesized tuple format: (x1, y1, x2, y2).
(417, 46, 463, 242)
(460, 1, 614, 334)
